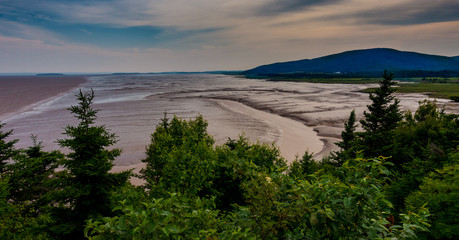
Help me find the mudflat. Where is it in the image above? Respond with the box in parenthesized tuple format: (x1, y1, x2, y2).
(0, 76, 87, 120)
(2, 74, 458, 175)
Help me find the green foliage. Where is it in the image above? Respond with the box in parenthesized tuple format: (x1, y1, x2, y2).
(237, 156, 431, 239)
(391, 99, 457, 168)
(288, 151, 318, 180)
(335, 110, 358, 162)
(143, 115, 286, 211)
(0, 132, 58, 239)
(361, 71, 401, 133)
(7, 136, 63, 207)
(396, 82, 459, 99)
(0, 175, 8, 213)
(54, 89, 131, 238)
(360, 71, 403, 157)
(0, 175, 53, 240)
(86, 188, 258, 239)
(0, 123, 18, 173)
(212, 136, 286, 210)
(222, 135, 286, 173)
(405, 162, 459, 239)
(88, 109, 433, 240)
(88, 155, 430, 239)
(141, 114, 217, 196)
(336, 74, 457, 232)
(338, 109, 357, 150)
(141, 114, 215, 189)
(86, 192, 218, 239)
(386, 100, 458, 212)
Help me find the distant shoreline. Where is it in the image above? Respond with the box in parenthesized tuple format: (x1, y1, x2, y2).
(0, 75, 88, 121)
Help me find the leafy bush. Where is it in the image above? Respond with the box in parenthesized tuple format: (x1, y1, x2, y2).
(405, 161, 459, 239)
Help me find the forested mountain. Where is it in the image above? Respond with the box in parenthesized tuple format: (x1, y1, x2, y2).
(244, 48, 459, 76)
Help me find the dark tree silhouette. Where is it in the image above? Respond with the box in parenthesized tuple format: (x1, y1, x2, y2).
(360, 71, 402, 157)
(335, 110, 358, 161)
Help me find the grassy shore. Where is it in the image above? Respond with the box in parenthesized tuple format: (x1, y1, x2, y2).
(265, 77, 381, 84)
(250, 75, 458, 100)
(361, 82, 459, 100)
(396, 83, 459, 99)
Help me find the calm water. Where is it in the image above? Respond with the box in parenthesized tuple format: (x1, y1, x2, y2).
(4, 74, 456, 166)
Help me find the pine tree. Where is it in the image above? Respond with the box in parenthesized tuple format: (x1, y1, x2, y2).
(335, 110, 358, 161)
(56, 90, 130, 239)
(7, 136, 63, 206)
(360, 71, 402, 157)
(0, 123, 17, 173)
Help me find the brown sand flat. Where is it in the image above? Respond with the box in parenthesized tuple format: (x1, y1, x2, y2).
(214, 99, 323, 163)
(0, 75, 87, 120)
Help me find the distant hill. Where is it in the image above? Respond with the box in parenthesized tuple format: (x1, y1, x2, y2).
(36, 73, 64, 76)
(244, 48, 459, 77)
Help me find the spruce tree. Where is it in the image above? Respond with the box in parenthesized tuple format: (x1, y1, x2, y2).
(7, 136, 63, 206)
(360, 71, 402, 157)
(335, 110, 358, 161)
(0, 123, 17, 174)
(56, 90, 130, 239)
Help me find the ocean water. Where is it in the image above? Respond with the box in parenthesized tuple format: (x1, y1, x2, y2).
(4, 74, 456, 166)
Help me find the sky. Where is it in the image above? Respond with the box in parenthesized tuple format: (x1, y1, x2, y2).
(1, 0, 458, 73)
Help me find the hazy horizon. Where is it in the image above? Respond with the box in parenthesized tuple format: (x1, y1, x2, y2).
(1, 0, 459, 73)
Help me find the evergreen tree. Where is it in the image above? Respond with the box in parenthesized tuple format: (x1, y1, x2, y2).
(360, 71, 402, 157)
(0, 123, 17, 173)
(335, 110, 358, 161)
(56, 90, 130, 239)
(7, 136, 63, 207)
(2, 136, 60, 239)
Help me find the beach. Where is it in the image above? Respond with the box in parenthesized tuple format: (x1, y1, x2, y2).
(0, 76, 87, 120)
(213, 99, 323, 160)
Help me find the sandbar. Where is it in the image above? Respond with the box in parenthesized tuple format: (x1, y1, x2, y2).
(213, 99, 324, 163)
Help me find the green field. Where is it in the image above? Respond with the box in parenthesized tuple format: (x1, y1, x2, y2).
(266, 77, 381, 84)
(263, 76, 459, 85)
(362, 82, 459, 100)
(396, 83, 459, 99)
(397, 77, 459, 84)
(250, 75, 459, 100)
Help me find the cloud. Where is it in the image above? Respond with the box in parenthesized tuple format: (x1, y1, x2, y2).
(1, 0, 458, 72)
(0, 0, 152, 27)
(340, 0, 459, 25)
(256, 0, 345, 16)
(0, 20, 67, 45)
(80, 28, 93, 36)
(0, 0, 225, 50)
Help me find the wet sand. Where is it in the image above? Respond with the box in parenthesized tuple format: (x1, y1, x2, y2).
(0, 76, 87, 120)
(214, 99, 323, 161)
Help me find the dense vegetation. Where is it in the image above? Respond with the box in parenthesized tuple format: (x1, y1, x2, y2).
(1, 72, 458, 239)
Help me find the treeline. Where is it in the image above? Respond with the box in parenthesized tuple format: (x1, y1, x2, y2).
(1, 71, 458, 239)
(248, 70, 459, 79)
